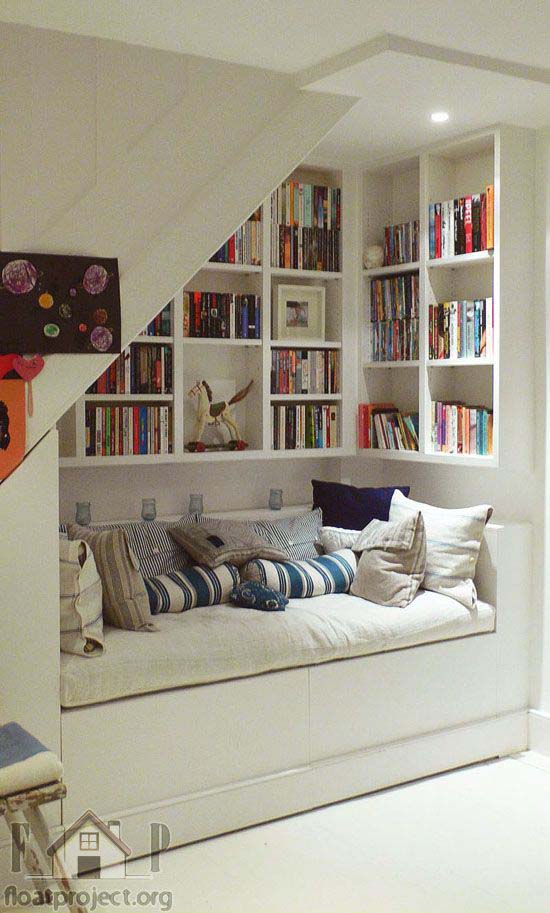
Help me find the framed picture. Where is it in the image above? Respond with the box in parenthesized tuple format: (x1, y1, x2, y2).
(273, 285, 325, 341)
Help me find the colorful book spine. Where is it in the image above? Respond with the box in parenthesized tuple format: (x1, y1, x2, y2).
(369, 273, 419, 362)
(270, 181, 341, 272)
(209, 208, 262, 266)
(271, 403, 339, 450)
(271, 349, 339, 395)
(357, 402, 418, 451)
(87, 343, 173, 395)
(85, 405, 173, 456)
(428, 186, 494, 259)
(182, 292, 261, 339)
(138, 301, 173, 337)
(428, 299, 493, 360)
(431, 401, 493, 455)
(383, 220, 419, 266)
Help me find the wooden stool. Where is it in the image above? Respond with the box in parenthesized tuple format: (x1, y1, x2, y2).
(1, 780, 87, 913)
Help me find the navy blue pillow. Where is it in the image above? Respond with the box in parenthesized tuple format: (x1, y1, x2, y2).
(311, 480, 410, 531)
(230, 581, 287, 612)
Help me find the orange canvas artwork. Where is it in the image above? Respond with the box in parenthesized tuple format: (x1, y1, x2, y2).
(0, 380, 26, 480)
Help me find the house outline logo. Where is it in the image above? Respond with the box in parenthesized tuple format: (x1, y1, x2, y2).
(46, 809, 131, 880)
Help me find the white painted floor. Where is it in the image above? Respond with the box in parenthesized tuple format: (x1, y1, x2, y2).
(106, 752, 550, 913)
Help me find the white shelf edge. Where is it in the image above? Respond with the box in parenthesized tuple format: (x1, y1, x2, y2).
(427, 357, 494, 367)
(58, 447, 352, 468)
(271, 339, 341, 349)
(134, 336, 173, 344)
(84, 394, 174, 402)
(200, 261, 262, 274)
(182, 337, 262, 346)
(363, 261, 420, 278)
(427, 251, 494, 269)
(270, 267, 342, 280)
(363, 360, 420, 369)
(360, 448, 496, 467)
(270, 393, 342, 402)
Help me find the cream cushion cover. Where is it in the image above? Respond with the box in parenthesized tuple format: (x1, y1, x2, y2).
(59, 538, 104, 655)
(351, 512, 426, 608)
(319, 526, 362, 553)
(389, 490, 493, 608)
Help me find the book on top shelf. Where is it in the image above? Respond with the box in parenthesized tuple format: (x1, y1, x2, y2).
(271, 180, 341, 272)
(272, 403, 339, 450)
(183, 291, 261, 339)
(429, 298, 493, 360)
(383, 221, 419, 266)
(358, 402, 418, 451)
(209, 208, 262, 266)
(369, 273, 419, 362)
(87, 344, 173, 395)
(429, 185, 494, 259)
(431, 401, 492, 455)
(139, 301, 173, 337)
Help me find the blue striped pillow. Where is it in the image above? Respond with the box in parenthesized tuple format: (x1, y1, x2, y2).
(242, 549, 356, 599)
(145, 563, 240, 614)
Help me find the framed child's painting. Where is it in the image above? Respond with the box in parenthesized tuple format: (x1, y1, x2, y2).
(0, 252, 121, 355)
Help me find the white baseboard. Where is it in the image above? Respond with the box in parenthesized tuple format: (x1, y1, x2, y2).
(528, 709, 550, 755)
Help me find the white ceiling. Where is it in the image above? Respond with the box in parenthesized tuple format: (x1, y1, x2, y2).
(1, 0, 549, 165)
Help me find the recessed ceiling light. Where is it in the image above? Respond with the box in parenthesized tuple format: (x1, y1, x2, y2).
(431, 111, 449, 124)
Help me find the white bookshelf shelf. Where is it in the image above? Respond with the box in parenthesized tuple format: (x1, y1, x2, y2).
(270, 267, 342, 280)
(135, 336, 174, 344)
(201, 261, 262, 274)
(363, 261, 420, 278)
(270, 393, 341, 402)
(427, 250, 494, 269)
(360, 448, 496, 467)
(271, 339, 341, 349)
(363, 360, 420, 369)
(427, 357, 494, 368)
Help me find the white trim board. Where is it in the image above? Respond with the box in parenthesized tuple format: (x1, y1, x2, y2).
(528, 709, 550, 756)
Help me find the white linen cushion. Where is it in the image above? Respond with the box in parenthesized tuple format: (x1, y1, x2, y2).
(389, 490, 493, 608)
(59, 538, 104, 656)
(319, 526, 362, 553)
(351, 512, 426, 607)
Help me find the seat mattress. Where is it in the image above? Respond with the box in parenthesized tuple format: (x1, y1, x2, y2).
(60, 590, 495, 708)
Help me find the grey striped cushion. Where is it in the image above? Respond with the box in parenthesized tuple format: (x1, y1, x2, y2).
(87, 515, 197, 579)
(59, 539, 104, 656)
(242, 549, 356, 599)
(252, 509, 322, 560)
(145, 563, 240, 614)
(389, 490, 493, 608)
(68, 525, 156, 631)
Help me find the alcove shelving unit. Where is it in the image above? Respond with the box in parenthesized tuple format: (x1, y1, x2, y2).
(58, 165, 357, 466)
(359, 128, 499, 467)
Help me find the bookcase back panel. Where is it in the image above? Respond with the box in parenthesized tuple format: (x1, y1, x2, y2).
(363, 163, 419, 251)
(361, 366, 419, 414)
(427, 263, 494, 306)
(427, 364, 493, 410)
(427, 147, 494, 206)
(186, 268, 263, 296)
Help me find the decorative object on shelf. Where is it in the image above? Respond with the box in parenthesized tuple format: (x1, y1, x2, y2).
(12, 354, 45, 416)
(0, 251, 121, 354)
(75, 501, 91, 526)
(188, 493, 204, 515)
(186, 379, 253, 451)
(0, 379, 26, 481)
(273, 285, 325, 342)
(363, 245, 384, 269)
(269, 488, 283, 511)
(141, 498, 157, 522)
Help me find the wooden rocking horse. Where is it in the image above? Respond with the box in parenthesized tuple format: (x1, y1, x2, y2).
(186, 379, 253, 452)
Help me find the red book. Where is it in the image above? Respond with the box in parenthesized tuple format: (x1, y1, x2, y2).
(133, 406, 139, 454)
(228, 234, 235, 263)
(480, 192, 487, 250)
(193, 291, 201, 336)
(464, 196, 473, 253)
(434, 203, 441, 258)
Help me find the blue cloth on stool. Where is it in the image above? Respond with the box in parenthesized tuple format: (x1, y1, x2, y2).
(0, 722, 63, 798)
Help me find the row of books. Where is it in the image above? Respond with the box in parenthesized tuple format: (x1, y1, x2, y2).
(87, 344, 173, 395)
(369, 318, 419, 363)
(370, 273, 419, 322)
(358, 402, 419, 451)
(271, 349, 339, 395)
(183, 292, 261, 339)
(209, 208, 262, 266)
(383, 221, 419, 266)
(85, 405, 173, 457)
(429, 186, 494, 259)
(139, 302, 173, 338)
(271, 181, 341, 232)
(429, 298, 493, 361)
(271, 225, 341, 272)
(271, 403, 339, 451)
(431, 401, 493, 455)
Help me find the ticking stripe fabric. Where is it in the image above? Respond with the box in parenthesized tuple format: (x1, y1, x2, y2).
(89, 515, 197, 579)
(68, 525, 156, 631)
(59, 538, 104, 656)
(145, 563, 240, 614)
(389, 490, 493, 608)
(242, 549, 356, 599)
(252, 508, 323, 560)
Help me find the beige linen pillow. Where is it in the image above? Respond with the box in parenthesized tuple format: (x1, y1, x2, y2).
(319, 526, 362, 553)
(59, 538, 104, 656)
(389, 490, 493, 608)
(68, 525, 156, 631)
(169, 520, 286, 568)
(351, 512, 426, 608)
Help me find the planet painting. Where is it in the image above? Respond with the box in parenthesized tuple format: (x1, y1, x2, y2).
(0, 252, 121, 355)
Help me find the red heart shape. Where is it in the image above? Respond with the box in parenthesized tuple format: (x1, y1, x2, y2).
(0, 354, 16, 379)
(13, 354, 45, 382)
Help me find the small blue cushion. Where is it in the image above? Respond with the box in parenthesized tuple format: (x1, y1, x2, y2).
(230, 581, 288, 611)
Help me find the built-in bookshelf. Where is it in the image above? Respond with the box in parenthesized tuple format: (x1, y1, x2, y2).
(58, 165, 355, 465)
(359, 130, 500, 466)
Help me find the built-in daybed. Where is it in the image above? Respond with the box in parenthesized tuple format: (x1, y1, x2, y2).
(60, 521, 530, 861)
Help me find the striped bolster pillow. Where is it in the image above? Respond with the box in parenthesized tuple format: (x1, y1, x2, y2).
(242, 549, 357, 599)
(145, 563, 240, 614)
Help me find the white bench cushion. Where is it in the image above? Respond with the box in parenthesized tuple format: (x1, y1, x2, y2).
(60, 590, 495, 708)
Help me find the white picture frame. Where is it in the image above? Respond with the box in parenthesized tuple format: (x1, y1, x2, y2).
(273, 285, 326, 342)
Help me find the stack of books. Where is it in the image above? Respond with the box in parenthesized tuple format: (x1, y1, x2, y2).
(85, 405, 173, 456)
(383, 221, 419, 266)
(358, 402, 419, 451)
(429, 186, 494, 259)
(429, 298, 493, 360)
(209, 208, 262, 266)
(272, 404, 339, 450)
(271, 180, 341, 272)
(271, 349, 339, 395)
(431, 402, 493, 455)
(139, 302, 172, 337)
(183, 292, 261, 339)
(87, 344, 173, 395)
(369, 273, 419, 362)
